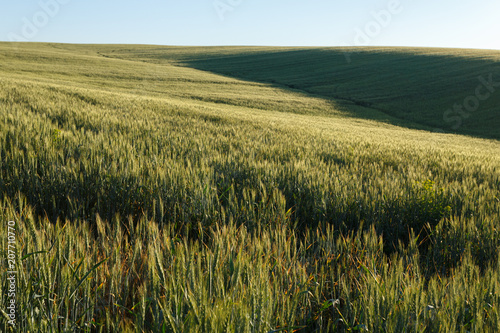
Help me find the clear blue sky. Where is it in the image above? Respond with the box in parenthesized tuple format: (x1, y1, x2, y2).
(1, 0, 499, 50)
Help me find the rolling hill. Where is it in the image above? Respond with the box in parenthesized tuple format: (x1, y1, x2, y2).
(0, 42, 499, 332)
(98, 45, 500, 139)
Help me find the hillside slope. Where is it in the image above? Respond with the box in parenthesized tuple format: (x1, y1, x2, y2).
(98, 45, 500, 139)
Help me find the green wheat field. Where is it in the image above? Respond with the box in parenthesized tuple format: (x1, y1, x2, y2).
(1, 42, 500, 332)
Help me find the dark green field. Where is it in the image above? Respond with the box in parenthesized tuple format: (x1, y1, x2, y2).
(0, 42, 499, 332)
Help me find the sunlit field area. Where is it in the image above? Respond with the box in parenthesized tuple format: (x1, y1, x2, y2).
(1, 42, 500, 332)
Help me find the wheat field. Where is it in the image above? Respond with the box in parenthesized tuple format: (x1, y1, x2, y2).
(0, 42, 499, 332)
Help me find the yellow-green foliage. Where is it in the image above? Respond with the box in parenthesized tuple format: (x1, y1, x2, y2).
(0, 42, 499, 332)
